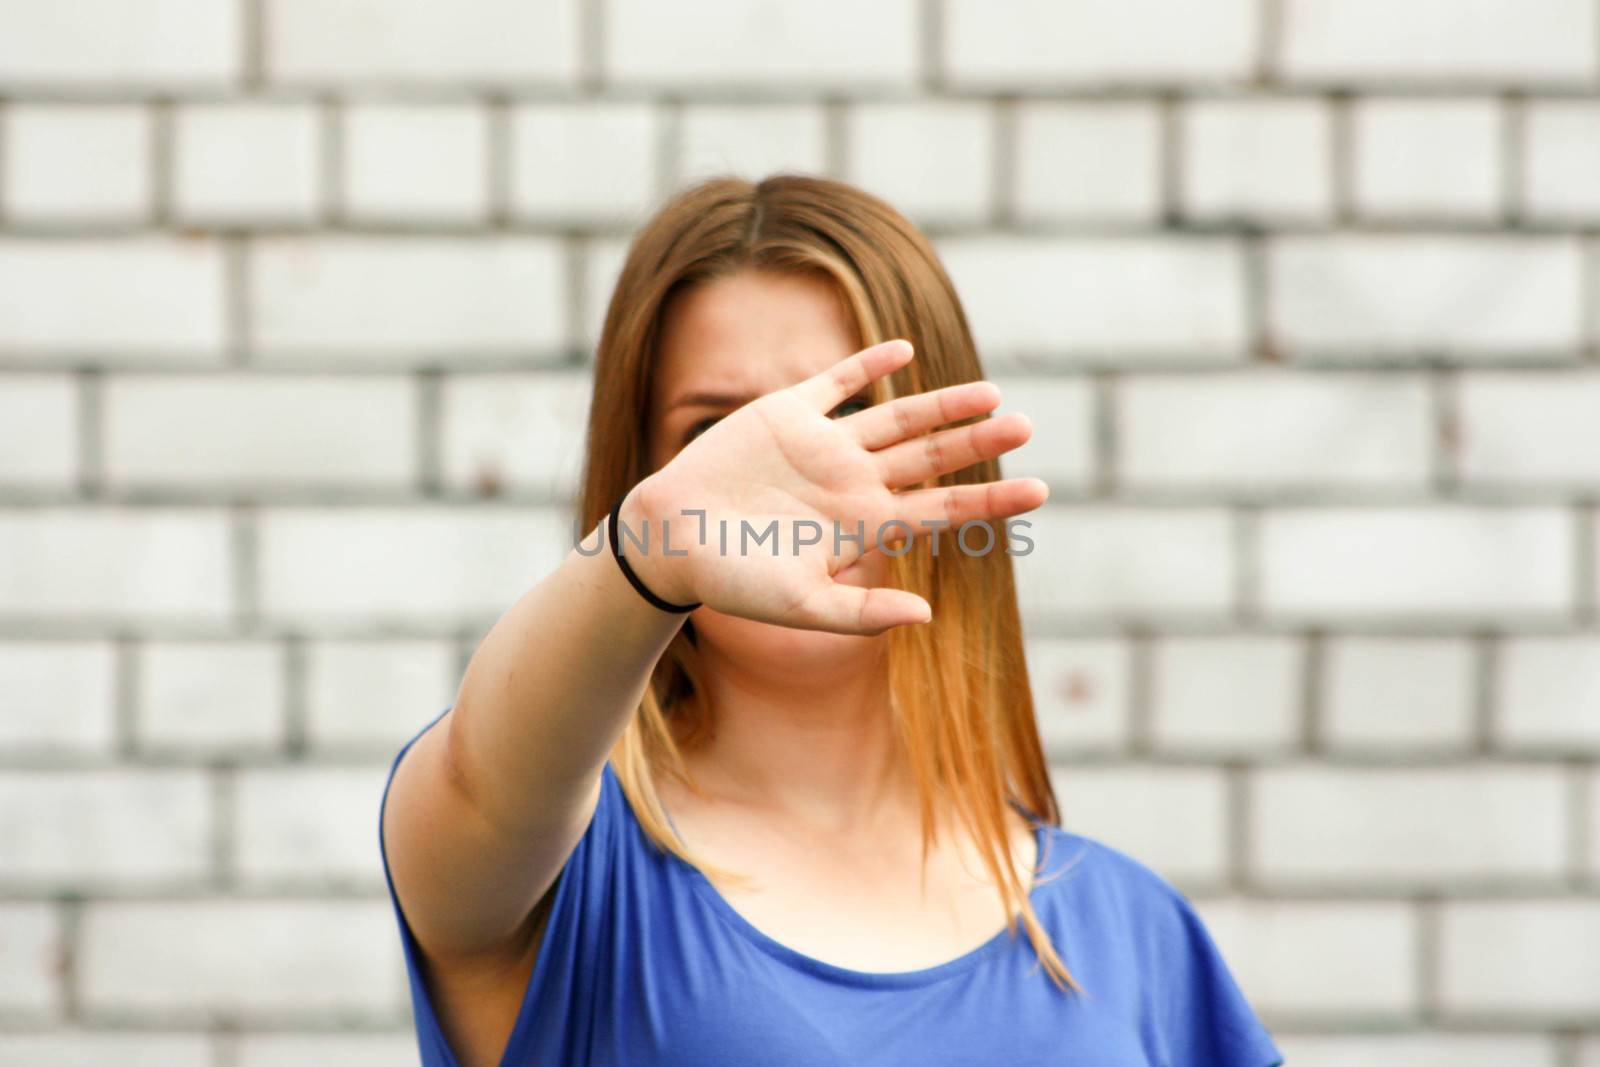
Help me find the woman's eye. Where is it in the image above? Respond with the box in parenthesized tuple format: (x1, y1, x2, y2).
(684, 416, 720, 444)
(829, 397, 870, 419)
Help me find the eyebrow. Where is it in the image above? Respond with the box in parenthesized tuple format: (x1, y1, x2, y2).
(667, 385, 875, 414)
(667, 390, 758, 413)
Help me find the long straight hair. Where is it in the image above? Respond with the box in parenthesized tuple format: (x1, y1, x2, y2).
(576, 173, 1074, 992)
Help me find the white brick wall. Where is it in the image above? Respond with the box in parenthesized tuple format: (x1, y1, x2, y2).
(3, 106, 151, 224)
(0, 239, 226, 362)
(4, 0, 1599, 1056)
(1524, 101, 1600, 218)
(1180, 98, 1334, 223)
(1251, 765, 1568, 888)
(343, 104, 490, 224)
(0, 375, 77, 489)
(265, 0, 579, 88)
(1014, 102, 1164, 225)
(249, 237, 566, 362)
(1319, 636, 1478, 751)
(1280, 0, 1598, 85)
(0, 0, 238, 92)
(78, 900, 405, 1022)
(945, 0, 1259, 87)
(137, 642, 285, 756)
(1197, 899, 1418, 1018)
(0, 770, 212, 891)
(1116, 370, 1431, 494)
(1438, 900, 1600, 1019)
(938, 238, 1248, 362)
(173, 105, 321, 225)
(1350, 98, 1503, 220)
(0, 642, 117, 755)
(1267, 235, 1585, 358)
(104, 375, 417, 493)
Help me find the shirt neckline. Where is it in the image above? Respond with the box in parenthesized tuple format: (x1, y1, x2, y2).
(651, 775, 1053, 990)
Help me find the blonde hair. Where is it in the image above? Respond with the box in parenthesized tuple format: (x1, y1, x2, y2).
(577, 173, 1075, 992)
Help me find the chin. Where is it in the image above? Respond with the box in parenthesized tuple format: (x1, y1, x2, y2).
(691, 610, 887, 681)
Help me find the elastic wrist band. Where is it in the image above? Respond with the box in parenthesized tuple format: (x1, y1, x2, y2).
(609, 491, 701, 614)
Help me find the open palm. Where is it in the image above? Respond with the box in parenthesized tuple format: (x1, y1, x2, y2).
(620, 339, 1047, 635)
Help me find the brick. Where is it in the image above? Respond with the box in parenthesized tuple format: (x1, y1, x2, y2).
(344, 104, 489, 224)
(440, 371, 593, 498)
(1281, 0, 1597, 85)
(678, 105, 828, 185)
(0, 641, 117, 755)
(1267, 236, 1584, 357)
(0, 770, 210, 891)
(1494, 635, 1600, 751)
(304, 640, 458, 754)
(1459, 370, 1600, 487)
(104, 374, 416, 492)
(1050, 765, 1229, 887)
(1351, 98, 1502, 220)
(1012, 507, 1234, 621)
(607, 0, 917, 90)
(0, 239, 225, 363)
(579, 237, 630, 355)
(0, 903, 62, 1019)
(1013, 102, 1163, 225)
(173, 104, 321, 225)
(509, 104, 658, 224)
(257, 507, 570, 627)
(266, 0, 579, 88)
(845, 102, 993, 226)
(1524, 101, 1600, 219)
(1439, 900, 1600, 1019)
(1150, 636, 1303, 756)
(79, 900, 404, 1021)
(945, 0, 1258, 87)
(1259, 507, 1573, 620)
(1276, 1035, 1557, 1067)
(987, 377, 1094, 490)
(235, 1033, 421, 1067)
(1196, 899, 1417, 1017)
(234, 766, 391, 889)
(1592, 769, 1600, 882)
(1320, 636, 1477, 751)
(0, 0, 238, 91)
(1118, 371, 1430, 494)
(1180, 98, 1333, 222)
(0, 508, 232, 622)
(3, 105, 150, 223)
(938, 237, 1247, 363)
(1025, 638, 1132, 755)
(0, 374, 78, 489)
(250, 237, 565, 363)
(137, 641, 284, 756)
(1251, 765, 1567, 887)
(0, 1033, 211, 1067)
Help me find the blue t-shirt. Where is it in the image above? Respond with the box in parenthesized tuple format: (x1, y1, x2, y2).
(379, 712, 1284, 1067)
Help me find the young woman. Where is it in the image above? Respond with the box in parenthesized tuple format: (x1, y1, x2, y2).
(379, 174, 1282, 1067)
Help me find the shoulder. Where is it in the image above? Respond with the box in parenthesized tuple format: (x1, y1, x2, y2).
(1032, 825, 1240, 971)
(1032, 825, 1193, 919)
(1030, 827, 1284, 1067)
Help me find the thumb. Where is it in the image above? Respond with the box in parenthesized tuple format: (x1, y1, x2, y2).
(793, 582, 932, 635)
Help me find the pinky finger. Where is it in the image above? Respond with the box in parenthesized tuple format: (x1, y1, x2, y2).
(890, 477, 1049, 530)
(792, 582, 933, 635)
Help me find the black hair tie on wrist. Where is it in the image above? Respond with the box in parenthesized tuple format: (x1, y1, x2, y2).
(609, 492, 701, 614)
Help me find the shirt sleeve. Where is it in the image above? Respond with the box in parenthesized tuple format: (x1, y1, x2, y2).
(1152, 890, 1284, 1067)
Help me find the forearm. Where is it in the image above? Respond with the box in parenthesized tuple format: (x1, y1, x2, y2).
(383, 505, 687, 958)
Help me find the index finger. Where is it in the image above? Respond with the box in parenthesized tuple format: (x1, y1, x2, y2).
(790, 339, 914, 412)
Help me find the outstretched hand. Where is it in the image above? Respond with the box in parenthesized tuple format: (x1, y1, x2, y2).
(618, 339, 1048, 635)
